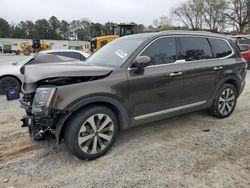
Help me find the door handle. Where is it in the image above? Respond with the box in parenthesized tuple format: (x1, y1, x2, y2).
(169, 72, 183, 77)
(213, 66, 223, 70)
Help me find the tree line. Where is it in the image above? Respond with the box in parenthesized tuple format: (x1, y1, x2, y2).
(0, 0, 249, 41)
(0, 16, 144, 41)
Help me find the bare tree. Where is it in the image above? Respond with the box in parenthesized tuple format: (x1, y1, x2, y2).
(247, 0, 250, 32)
(204, 0, 228, 32)
(159, 16, 172, 26)
(172, 0, 205, 30)
(225, 0, 250, 33)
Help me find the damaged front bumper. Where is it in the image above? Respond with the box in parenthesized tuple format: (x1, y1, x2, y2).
(20, 95, 62, 148)
(21, 115, 58, 148)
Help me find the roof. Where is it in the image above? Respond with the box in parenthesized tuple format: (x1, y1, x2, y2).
(39, 49, 90, 57)
(120, 30, 231, 40)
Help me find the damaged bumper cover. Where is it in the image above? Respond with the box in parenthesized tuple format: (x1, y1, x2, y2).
(20, 112, 63, 148)
(20, 93, 63, 148)
(19, 61, 114, 148)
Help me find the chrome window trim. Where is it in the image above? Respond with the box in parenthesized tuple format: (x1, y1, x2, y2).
(127, 35, 235, 71)
(134, 100, 207, 120)
(206, 36, 235, 60)
(128, 36, 178, 70)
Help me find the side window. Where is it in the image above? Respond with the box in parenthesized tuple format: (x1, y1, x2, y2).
(49, 52, 61, 56)
(140, 37, 177, 65)
(208, 38, 232, 58)
(67, 52, 81, 60)
(49, 52, 82, 60)
(80, 54, 86, 61)
(179, 37, 213, 61)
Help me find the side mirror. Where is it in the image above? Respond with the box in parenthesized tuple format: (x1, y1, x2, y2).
(133, 56, 151, 71)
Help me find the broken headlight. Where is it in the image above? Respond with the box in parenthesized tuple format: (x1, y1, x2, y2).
(32, 87, 56, 115)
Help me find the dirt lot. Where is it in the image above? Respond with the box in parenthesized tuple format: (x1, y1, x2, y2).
(0, 69, 250, 187)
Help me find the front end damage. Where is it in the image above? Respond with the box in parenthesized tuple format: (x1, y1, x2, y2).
(20, 89, 62, 148)
(20, 62, 113, 148)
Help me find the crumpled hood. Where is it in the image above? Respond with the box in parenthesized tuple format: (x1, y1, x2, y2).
(23, 61, 113, 84)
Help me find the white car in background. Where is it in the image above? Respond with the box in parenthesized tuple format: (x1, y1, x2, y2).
(0, 50, 90, 94)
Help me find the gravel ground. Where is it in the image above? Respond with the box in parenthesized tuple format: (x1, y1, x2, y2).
(0, 62, 250, 187)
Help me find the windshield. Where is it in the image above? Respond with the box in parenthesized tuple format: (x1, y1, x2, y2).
(86, 38, 146, 67)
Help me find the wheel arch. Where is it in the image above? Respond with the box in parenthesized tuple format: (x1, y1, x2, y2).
(221, 74, 241, 96)
(0, 75, 22, 84)
(211, 74, 241, 103)
(56, 96, 130, 144)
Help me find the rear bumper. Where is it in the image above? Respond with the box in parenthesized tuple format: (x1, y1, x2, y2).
(247, 60, 250, 69)
(239, 79, 245, 96)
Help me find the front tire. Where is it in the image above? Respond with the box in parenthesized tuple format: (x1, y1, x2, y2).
(209, 83, 237, 118)
(64, 106, 118, 160)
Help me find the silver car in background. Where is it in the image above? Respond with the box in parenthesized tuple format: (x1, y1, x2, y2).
(0, 50, 90, 94)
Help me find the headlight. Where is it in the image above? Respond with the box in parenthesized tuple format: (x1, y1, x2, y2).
(32, 87, 56, 114)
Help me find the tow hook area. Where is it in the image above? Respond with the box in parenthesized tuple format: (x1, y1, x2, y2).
(21, 115, 33, 127)
(29, 126, 57, 149)
(21, 115, 57, 148)
(32, 127, 54, 141)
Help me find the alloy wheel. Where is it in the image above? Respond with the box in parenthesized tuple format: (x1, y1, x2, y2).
(78, 113, 114, 154)
(218, 88, 235, 116)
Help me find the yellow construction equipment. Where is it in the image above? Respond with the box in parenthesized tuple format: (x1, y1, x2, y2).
(21, 39, 52, 56)
(90, 23, 135, 52)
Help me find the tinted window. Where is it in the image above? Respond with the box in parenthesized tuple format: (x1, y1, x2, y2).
(238, 44, 249, 52)
(179, 37, 213, 61)
(208, 38, 232, 58)
(49, 52, 84, 60)
(62, 52, 81, 60)
(79, 54, 86, 61)
(140, 37, 177, 65)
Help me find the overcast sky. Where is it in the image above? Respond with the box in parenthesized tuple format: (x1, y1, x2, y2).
(1, 0, 184, 25)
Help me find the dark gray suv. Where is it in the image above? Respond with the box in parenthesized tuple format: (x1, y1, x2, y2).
(20, 31, 247, 160)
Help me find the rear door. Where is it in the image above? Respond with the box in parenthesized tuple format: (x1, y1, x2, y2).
(178, 36, 223, 105)
(128, 37, 183, 123)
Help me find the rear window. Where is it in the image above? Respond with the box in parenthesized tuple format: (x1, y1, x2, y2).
(208, 38, 232, 58)
(179, 37, 213, 61)
(49, 51, 85, 61)
(238, 45, 249, 52)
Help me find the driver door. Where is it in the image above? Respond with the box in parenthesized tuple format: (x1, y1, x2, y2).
(127, 37, 183, 125)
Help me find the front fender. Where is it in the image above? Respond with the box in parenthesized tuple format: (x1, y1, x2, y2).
(55, 96, 130, 144)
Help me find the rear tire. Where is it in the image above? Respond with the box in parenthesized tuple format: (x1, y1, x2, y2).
(209, 83, 237, 118)
(0, 76, 21, 95)
(64, 105, 118, 160)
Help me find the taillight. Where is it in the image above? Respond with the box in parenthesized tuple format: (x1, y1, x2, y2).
(241, 51, 250, 60)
